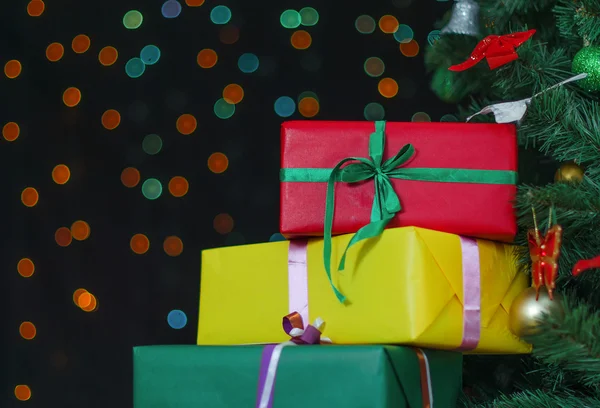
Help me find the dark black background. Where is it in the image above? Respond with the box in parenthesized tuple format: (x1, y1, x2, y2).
(3, 1, 453, 406)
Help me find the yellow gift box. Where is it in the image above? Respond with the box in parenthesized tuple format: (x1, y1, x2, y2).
(197, 227, 531, 353)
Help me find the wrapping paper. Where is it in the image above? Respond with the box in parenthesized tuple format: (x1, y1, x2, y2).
(133, 345, 463, 408)
(280, 120, 517, 242)
(198, 227, 531, 353)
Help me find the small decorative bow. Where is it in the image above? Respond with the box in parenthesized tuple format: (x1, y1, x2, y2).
(283, 312, 331, 344)
(449, 29, 536, 72)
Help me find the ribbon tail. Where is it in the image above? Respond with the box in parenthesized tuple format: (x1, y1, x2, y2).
(572, 255, 600, 276)
(448, 55, 484, 72)
(338, 217, 393, 272)
(486, 52, 518, 70)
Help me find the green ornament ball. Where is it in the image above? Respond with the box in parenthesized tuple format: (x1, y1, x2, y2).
(572, 46, 600, 91)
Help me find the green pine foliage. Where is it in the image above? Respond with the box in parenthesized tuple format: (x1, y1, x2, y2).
(426, 0, 600, 405)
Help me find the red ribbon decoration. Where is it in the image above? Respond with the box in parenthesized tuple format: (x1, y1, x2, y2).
(449, 29, 536, 72)
(282, 312, 323, 345)
(572, 255, 600, 276)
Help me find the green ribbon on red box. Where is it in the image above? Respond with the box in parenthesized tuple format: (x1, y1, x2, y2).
(280, 121, 517, 303)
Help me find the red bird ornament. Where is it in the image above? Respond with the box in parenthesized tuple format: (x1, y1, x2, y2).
(528, 216, 562, 300)
(449, 29, 536, 72)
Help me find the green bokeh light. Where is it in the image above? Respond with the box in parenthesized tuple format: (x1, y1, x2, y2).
(364, 103, 385, 121)
(299, 7, 319, 26)
(214, 98, 235, 119)
(142, 134, 163, 155)
(142, 178, 163, 200)
(123, 10, 143, 29)
(280, 10, 301, 29)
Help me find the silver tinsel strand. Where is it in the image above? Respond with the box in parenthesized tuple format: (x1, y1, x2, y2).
(441, 0, 480, 36)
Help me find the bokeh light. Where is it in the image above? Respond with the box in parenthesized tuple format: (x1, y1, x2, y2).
(297, 91, 319, 103)
(412, 112, 432, 122)
(163, 236, 184, 256)
(62, 87, 81, 107)
(274, 96, 295, 117)
(27, 0, 45, 16)
(214, 98, 235, 119)
(73, 288, 88, 306)
(4, 60, 22, 79)
(219, 24, 240, 44)
(364, 57, 385, 77)
(21, 187, 39, 207)
(126, 58, 146, 78)
(269, 233, 287, 242)
(185, 0, 204, 6)
(400, 40, 420, 57)
(71, 220, 91, 241)
(280, 10, 301, 28)
(291, 30, 312, 50)
(130, 234, 150, 254)
(123, 10, 143, 29)
(19, 321, 36, 340)
(72, 34, 91, 54)
(223, 84, 244, 104)
(162, 0, 183, 18)
(176, 114, 197, 134)
(101, 109, 121, 130)
(52, 164, 71, 184)
(3, 122, 20, 142)
(142, 134, 162, 155)
(378, 78, 399, 98)
(210, 5, 231, 24)
(364, 102, 385, 121)
(379, 15, 399, 34)
(168, 176, 189, 197)
(238, 53, 259, 73)
(197, 49, 218, 68)
(167, 309, 188, 329)
(55, 227, 72, 247)
(140, 45, 161, 65)
(298, 97, 319, 118)
(441, 114, 458, 122)
(121, 167, 141, 188)
(46, 42, 64, 62)
(213, 213, 234, 234)
(355, 15, 376, 34)
(17, 258, 35, 278)
(394, 24, 414, 43)
(208, 152, 229, 173)
(142, 178, 163, 200)
(300, 7, 319, 26)
(78, 291, 98, 312)
(99, 46, 118, 66)
(14, 385, 31, 402)
(427, 30, 441, 46)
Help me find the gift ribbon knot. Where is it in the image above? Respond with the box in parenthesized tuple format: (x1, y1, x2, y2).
(283, 311, 331, 344)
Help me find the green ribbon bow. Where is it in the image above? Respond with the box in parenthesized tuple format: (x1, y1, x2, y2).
(280, 121, 517, 303)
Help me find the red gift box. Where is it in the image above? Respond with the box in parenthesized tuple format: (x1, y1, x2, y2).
(280, 120, 518, 242)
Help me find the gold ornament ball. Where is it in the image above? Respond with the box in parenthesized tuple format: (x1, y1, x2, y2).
(509, 286, 564, 337)
(554, 163, 584, 183)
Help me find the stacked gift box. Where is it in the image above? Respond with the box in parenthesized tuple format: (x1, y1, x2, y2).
(133, 120, 531, 407)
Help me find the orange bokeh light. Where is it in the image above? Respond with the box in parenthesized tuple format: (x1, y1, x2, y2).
(46, 42, 64, 62)
(176, 114, 197, 135)
(213, 213, 234, 234)
(55, 227, 72, 247)
(17, 258, 35, 278)
(3, 122, 20, 141)
(101, 109, 121, 130)
(400, 40, 420, 57)
(121, 167, 141, 188)
(71, 220, 91, 241)
(73, 288, 88, 306)
(72, 34, 91, 54)
(21, 187, 39, 207)
(19, 321, 36, 340)
(208, 152, 228, 174)
(4, 60, 22, 79)
(98, 46, 118, 66)
(163, 236, 184, 256)
(379, 15, 399, 34)
(197, 49, 218, 68)
(168, 176, 189, 197)
(298, 97, 320, 118)
(378, 78, 399, 98)
(130, 234, 150, 254)
(186, 0, 205, 5)
(27, 0, 45, 16)
(223, 84, 244, 104)
(78, 291, 92, 308)
(81, 293, 98, 312)
(291, 30, 312, 50)
(219, 25, 240, 45)
(14, 385, 31, 401)
(62, 87, 81, 107)
(52, 164, 71, 184)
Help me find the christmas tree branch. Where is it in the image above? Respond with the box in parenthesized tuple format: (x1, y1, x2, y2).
(555, 0, 600, 44)
(524, 293, 600, 388)
(460, 389, 600, 408)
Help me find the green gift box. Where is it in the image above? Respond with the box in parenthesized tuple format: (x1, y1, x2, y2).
(133, 345, 462, 408)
